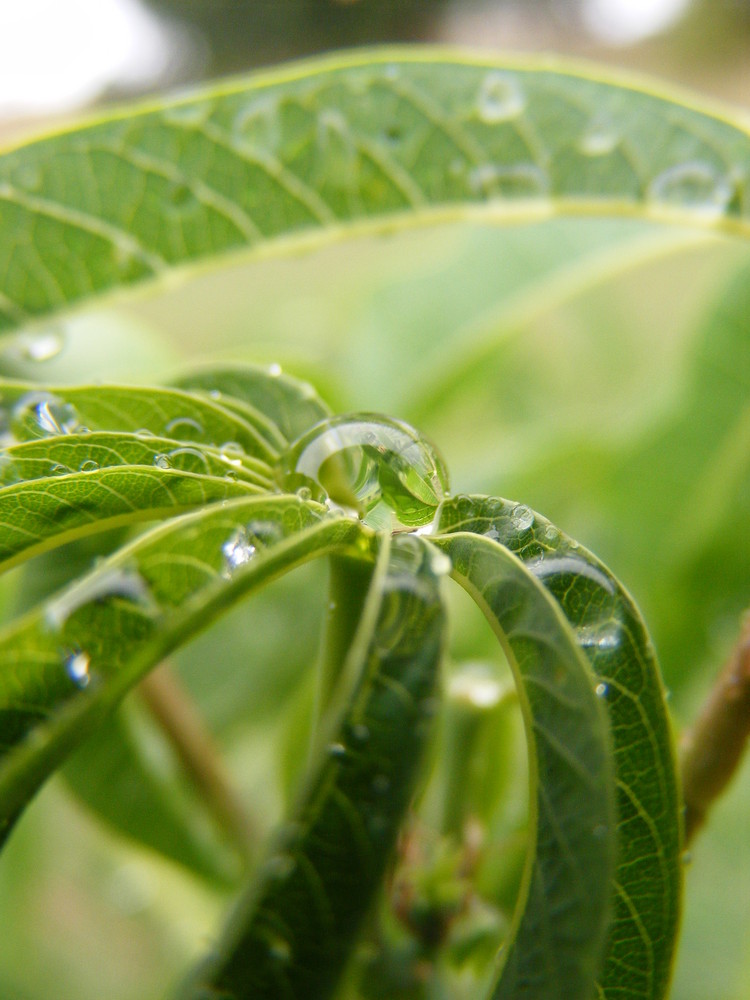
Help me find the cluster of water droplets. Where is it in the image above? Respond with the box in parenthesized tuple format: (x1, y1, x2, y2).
(276, 413, 450, 530)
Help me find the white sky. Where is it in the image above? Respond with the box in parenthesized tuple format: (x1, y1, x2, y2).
(0, 0, 694, 118)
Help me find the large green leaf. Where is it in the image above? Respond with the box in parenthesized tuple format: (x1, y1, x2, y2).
(436, 496, 681, 1000)
(0, 495, 361, 843)
(181, 533, 447, 999)
(0, 51, 747, 330)
(433, 515, 616, 1000)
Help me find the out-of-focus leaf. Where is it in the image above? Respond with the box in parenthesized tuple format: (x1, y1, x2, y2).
(0, 52, 747, 331)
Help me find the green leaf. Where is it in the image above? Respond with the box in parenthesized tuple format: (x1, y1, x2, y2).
(436, 496, 682, 999)
(181, 532, 447, 1000)
(0, 495, 361, 844)
(0, 51, 747, 330)
(433, 512, 617, 1000)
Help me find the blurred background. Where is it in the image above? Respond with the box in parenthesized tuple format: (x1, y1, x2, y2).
(0, 3, 747, 1000)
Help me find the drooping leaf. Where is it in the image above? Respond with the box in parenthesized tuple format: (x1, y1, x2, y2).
(0, 52, 747, 331)
(181, 532, 447, 999)
(433, 516, 617, 1000)
(0, 495, 361, 844)
(436, 496, 682, 1000)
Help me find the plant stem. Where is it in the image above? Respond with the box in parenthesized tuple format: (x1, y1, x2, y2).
(140, 664, 257, 860)
(680, 611, 750, 845)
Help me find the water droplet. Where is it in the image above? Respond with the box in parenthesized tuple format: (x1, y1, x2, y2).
(64, 649, 91, 688)
(219, 442, 244, 468)
(268, 362, 282, 377)
(20, 328, 65, 362)
(153, 454, 172, 470)
(469, 163, 548, 199)
(328, 741, 347, 759)
(477, 71, 525, 122)
(595, 682, 609, 698)
(383, 63, 399, 81)
(277, 414, 449, 529)
(449, 662, 505, 709)
(578, 119, 619, 157)
(578, 622, 621, 651)
(164, 416, 204, 439)
(167, 446, 210, 474)
(372, 774, 390, 794)
(46, 565, 157, 630)
(530, 553, 616, 595)
(482, 525, 501, 542)
(221, 527, 256, 575)
(13, 392, 81, 437)
(649, 162, 734, 218)
(542, 523, 560, 544)
(79, 459, 99, 473)
(49, 463, 71, 476)
(134, 428, 155, 439)
(295, 485, 313, 502)
(511, 504, 534, 531)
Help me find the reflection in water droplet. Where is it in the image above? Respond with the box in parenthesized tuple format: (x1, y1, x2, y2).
(449, 662, 506, 709)
(649, 162, 734, 218)
(46, 565, 157, 630)
(164, 416, 204, 439)
(221, 528, 256, 574)
(328, 742, 347, 759)
(477, 71, 525, 122)
(219, 442, 244, 468)
(13, 392, 81, 437)
(64, 649, 91, 688)
(595, 682, 609, 698)
(277, 414, 449, 529)
(153, 454, 172, 470)
(511, 504, 534, 531)
(578, 623, 621, 651)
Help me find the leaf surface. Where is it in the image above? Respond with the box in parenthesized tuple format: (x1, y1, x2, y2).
(433, 517, 616, 1000)
(0, 52, 747, 330)
(436, 496, 682, 999)
(182, 533, 447, 999)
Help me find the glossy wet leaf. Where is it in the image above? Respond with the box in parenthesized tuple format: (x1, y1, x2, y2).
(181, 533, 447, 999)
(0, 53, 748, 331)
(433, 519, 617, 1000)
(0, 495, 362, 844)
(436, 497, 682, 999)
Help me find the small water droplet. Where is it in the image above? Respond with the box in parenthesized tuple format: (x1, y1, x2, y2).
(296, 485, 313, 501)
(542, 523, 560, 544)
(469, 163, 548, 199)
(477, 71, 525, 122)
(221, 527, 256, 575)
(268, 362, 282, 377)
(511, 504, 534, 531)
(219, 442, 244, 468)
(79, 459, 99, 473)
(328, 741, 347, 759)
(49, 463, 71, 476)
(64, 649, 91, 688)
(277, 413, 449, 529)
(153, 454, 172, 470)
(649, 161, 734, 218)
(164, 416, 204, 439)
(578, 119, 619, 157)
(595, 682, 609, 698)
(483, 525, 501, 542)
(167, 446, 211, 474)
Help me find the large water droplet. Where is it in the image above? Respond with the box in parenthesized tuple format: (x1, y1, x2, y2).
(578, 118, 619, 157)
(64, 649, 91, 688)
(13, 392, 81, 437)
(511, 504, 534, 531)
(167, 446, 211, 474)
(477, 71, 525, 123)
(649, 162, 734, 218)
(277, 414, 449, 529)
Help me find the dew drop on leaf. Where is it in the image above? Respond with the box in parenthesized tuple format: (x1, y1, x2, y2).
(19, 328, 65, 363)
(46, 565, 157, 630)
(219, 442, 244, 468)
(64, 649, 91, 689)
(510, 504, 534, 531)
(164, 416, 205, 439)
(477, 71, 525, 122)
(167, 446, 211, 473)
(12, 391, 81, 437)
(648, 161, 734, 218)
(221, 527, 256, 574)
(595, 682, 609, 698)
(277, 413, 449, 529)
(153, 454, 172, 470)
(79, 459, 99, 473)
